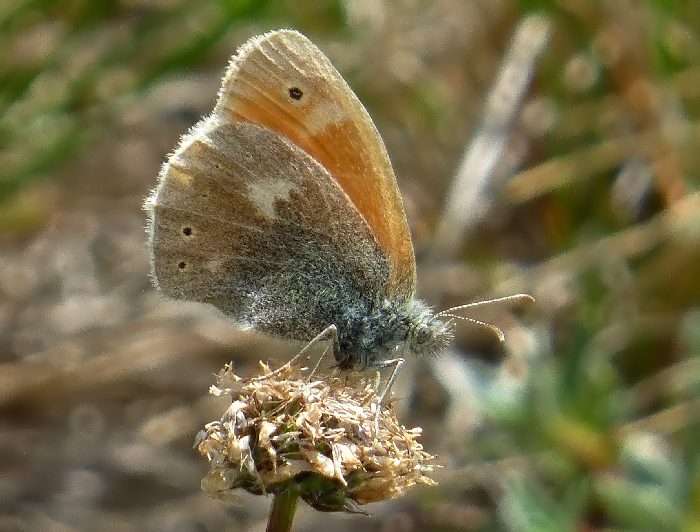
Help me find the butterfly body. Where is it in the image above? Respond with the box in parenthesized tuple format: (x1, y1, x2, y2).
(146, 30, 452, 368)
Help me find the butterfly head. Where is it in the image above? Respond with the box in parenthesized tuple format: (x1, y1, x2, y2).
(406, 313, 453, 358)
(400, 300, 453, 359)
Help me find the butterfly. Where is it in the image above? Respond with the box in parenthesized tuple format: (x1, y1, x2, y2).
(146, 29, 471, 371)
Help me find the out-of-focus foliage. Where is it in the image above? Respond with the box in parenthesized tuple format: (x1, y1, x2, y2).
(0, 1, 698, 531)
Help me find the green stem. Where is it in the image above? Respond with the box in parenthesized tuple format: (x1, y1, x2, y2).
(266, 485, 299, 532)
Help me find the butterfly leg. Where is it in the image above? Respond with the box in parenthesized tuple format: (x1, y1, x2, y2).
(305, 325, 341, 379)
(252, 325, 339, 381)
(371, 357, 405, 435)
(376, 357, 405, 405)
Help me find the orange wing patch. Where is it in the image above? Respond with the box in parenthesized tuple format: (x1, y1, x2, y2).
(213, 30, 416, 302)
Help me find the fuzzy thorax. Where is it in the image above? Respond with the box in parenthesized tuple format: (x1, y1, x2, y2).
(337, 298, 454, 368)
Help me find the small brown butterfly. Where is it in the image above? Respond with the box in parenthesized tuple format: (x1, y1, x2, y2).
(145, 29, 525, 372)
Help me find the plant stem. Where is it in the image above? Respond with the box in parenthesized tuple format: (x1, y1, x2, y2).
(266, 485, 299, 532)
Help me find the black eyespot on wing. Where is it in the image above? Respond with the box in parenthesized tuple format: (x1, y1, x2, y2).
(288, 87, 303, 100)
(177, 261, 187, 270)
(182, 227, 192, 236)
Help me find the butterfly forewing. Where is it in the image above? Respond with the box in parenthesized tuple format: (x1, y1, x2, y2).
(214, 29, 416, 302)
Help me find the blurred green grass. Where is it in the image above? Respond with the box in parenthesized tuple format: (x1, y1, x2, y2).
(0, 1, 698, 531)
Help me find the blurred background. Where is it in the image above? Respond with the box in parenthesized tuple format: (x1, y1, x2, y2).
(1, 1, 699, 530)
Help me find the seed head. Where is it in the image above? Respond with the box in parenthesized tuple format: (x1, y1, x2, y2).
(196, 359, 437, 513)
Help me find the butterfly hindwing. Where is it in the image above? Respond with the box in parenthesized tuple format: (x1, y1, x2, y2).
(146, 117, 390, 341)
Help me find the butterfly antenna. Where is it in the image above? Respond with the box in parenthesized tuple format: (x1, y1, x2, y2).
(434, 293, 534, 319)
(439, 313, 506, 343)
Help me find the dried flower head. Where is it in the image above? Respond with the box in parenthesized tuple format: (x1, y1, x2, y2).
(196, 358, 437, 513)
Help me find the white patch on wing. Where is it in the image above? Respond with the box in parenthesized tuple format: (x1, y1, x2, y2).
(205, 257, 224, 272)
(305, 99, 344, 134)
(248, 178, 297, 219)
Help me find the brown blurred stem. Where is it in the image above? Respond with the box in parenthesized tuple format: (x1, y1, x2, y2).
(266, 484, 299, 532)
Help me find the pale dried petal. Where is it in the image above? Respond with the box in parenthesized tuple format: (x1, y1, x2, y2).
(258, 421, 278, 465)
(301, 448, 342, 483)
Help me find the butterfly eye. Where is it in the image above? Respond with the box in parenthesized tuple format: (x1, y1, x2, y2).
(414, 325, 430, 344)
(288, 87, 304, 100)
